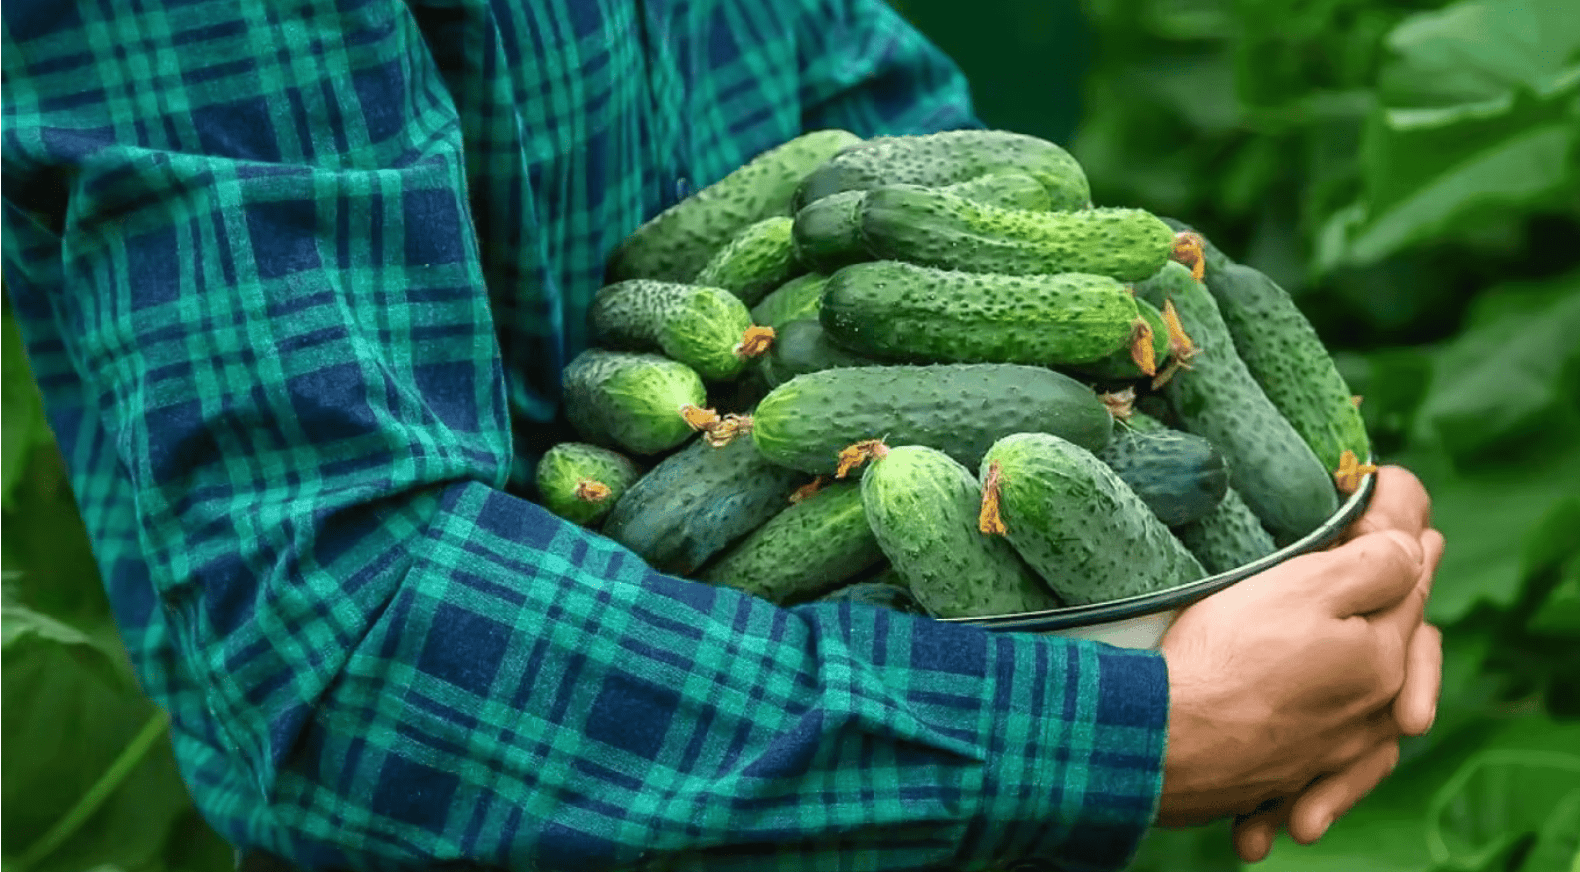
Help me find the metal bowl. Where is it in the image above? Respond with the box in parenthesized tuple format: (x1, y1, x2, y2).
(941, 471, 1378, 649)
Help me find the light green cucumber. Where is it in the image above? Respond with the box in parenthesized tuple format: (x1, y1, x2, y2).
(863, 445, 1059, 618)
(1068, 296, 1172, 381)
(588, 280, 759, 381)
(607, 129, 863, 282)
(693, 216, 802, 306)
(981, 432, 1206, 604)
(562, 350, 706, 455)
(750, 273, 830, 331)
(1174, 486, 1279, 575)
(699, 481, 884, 603)
(535, 443, 642, 527)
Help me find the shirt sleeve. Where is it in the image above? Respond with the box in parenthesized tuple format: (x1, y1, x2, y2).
(0, 3, 1167, 871)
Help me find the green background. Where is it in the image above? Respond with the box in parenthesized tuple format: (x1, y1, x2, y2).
(4, 0, 1579, 869)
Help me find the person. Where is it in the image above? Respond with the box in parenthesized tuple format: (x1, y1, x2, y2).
(0, 0, 1444, 869)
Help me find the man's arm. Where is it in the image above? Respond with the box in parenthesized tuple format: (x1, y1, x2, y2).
(1, 2, 1169, 869)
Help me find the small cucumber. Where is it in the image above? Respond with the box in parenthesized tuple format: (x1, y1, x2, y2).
(698, 480, 884, 603)
(819, 260, 1138, 366)
(1067, 296, 1172, 382)
(750, 273, 830, 331)
(863, 445, 1060, 618)
(607, 129, 863, 282)
(693, 216, 802, 306)
(601, 436, 807, 575)
(562, 349, 706, 455)
(534, 442, 643, 527)
(1137, 262, 1338, 544)
(790, 190, 868, 273)
(1174, 486, 1279, 575)
(793, 129, 1091, 212)
(588, 280, 759, 381)
(759, 319, 881, 388)
(1097, 412, 1228, 527)
(981, 432, 1206, 605)
(940, 172, 1055, 212)
(751, 364, 1113, 475)
(859, 185, 1174, 282)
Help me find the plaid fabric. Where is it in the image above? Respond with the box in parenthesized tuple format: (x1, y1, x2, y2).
(2, 1, 1169, 869)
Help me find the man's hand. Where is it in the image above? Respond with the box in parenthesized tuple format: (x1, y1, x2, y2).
(1229, 466, 1444, 861)
(1155, 465, 1440, 832)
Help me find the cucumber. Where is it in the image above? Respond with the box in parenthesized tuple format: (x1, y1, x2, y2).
(562, 349, 706, 455)
(858, 186, 1174, 282)
(1203, 260, 1370, 475)
(1097, 412, 1228, 527)
(981, 432, 1206, 605)
(863, 445, 1060, 618)
(940, 172, 1055, 212)
(534, 443, 643, 527)
(1136, 262, 1338, 544)
(814, 578, 928, 615)
(760, 318, 882, 388)
(793, 129, 1091, 212)
(750, 273, 830, 331)
(1174, 486, 1279, 575)
(601, 435, 807, 575)
(607, 129, 863, 282)
(1067, 296, 1171, 381)
(819, 260, 1138, 366)
(588, 280, 759, 381)
(693, 216, 801, 306)
(751, 364, 1114, 475)
(790, 190, 869, 273)
(698, 480, 884, 603)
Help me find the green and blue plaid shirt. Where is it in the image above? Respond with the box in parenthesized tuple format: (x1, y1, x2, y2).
(2, 1, 1169, 868)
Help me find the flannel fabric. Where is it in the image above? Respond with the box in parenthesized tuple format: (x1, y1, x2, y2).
(1, 1, 1170, 869)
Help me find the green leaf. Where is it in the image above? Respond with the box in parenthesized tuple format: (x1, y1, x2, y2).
(1528, 553, 1580, 638)
(1379, 0, 1580, 108)
(1520, 788, 1580, 872)
(1427, 750, 1580, 868)
(1, 309, 49, 513)
(1122, 820, 1240, 872)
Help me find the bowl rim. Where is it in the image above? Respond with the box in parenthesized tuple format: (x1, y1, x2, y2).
(942, 470, 1378, 632)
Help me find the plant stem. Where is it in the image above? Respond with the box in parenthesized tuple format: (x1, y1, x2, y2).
(13, 710, 170, 871)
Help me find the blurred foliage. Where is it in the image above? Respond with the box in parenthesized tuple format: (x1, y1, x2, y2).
(4, 0, 1579, 869)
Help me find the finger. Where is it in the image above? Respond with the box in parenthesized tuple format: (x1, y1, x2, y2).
(1340, 466, 1432, 543)
(1323, 530, 1425, 618)
(1369, 528, 1445, 643)
(1232, 802, 1285, 863)
(1287, 739, 1402, 844)
(1392, 623, 1443, 736)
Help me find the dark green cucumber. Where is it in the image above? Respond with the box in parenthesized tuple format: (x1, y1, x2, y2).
(607, 129, 862, 282)
(814, 577, 928, 615)
(751, 364, 1113, 475)
(1203, 261, 1370, 475)
(819, 261, 1138, 366)
(760, 318, 882, 388)
(1097, 412, 1228, 527)
(562, 350, 706, 455)
(863, 445, 1059, 618)
(790, 190, 869, 273)
(601, 435, 806, 575)
(750, 273, 830, 331)
(1137, 262, 1338, 544)
(535, 442, 643, 527)
(1174, 486, 1279, 575)
(981, 432, 1206, 604)
(588, 280, 758, 381)
(698, 480, 884, 603)
(693, 216, 802, 306)
(1067, 296, 1172, 381)
(858, 185, 1173, 282)
(793, 129, 1091, 212)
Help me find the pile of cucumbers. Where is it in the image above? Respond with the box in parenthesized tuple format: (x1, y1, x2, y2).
(537, 129, 1373, 619)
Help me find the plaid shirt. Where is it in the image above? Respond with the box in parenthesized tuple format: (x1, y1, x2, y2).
(2, 1, 1169, 869)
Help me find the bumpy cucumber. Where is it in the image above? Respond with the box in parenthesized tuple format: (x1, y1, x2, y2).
(588, 280, 758, 381)
(1174, 486, 1279, 575)
(1097, 412, 1228, 527)
(601, 436, 806, 575)
(1068, 296, 1172, 381)
(693, 216, 802, 306)
(752, 364, 1113, 475)
(562, 350, 706, 455)
(940, 172, 1055, 211)
(858, 186, 1174, 282)
(981, 432, 1206, 604)
(815, 577, 928, 615)
(793, 129, 1091, 212)
(698, 480, 883, 603)
(819, 261, 1138, 366)
(790, 190, 869, 273)
(535, 443, 643, 527)
(863, 445, 1059, 618)
(607, 129, 862, 282)
(760, 318, 881, 388)
(1137, 262, 1338, 544)
(750, 273, 830, 331)
(1204, 261, 1370, 474)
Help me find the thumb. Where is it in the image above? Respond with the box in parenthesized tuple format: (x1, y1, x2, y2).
(1323, 530, 1424, 618)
